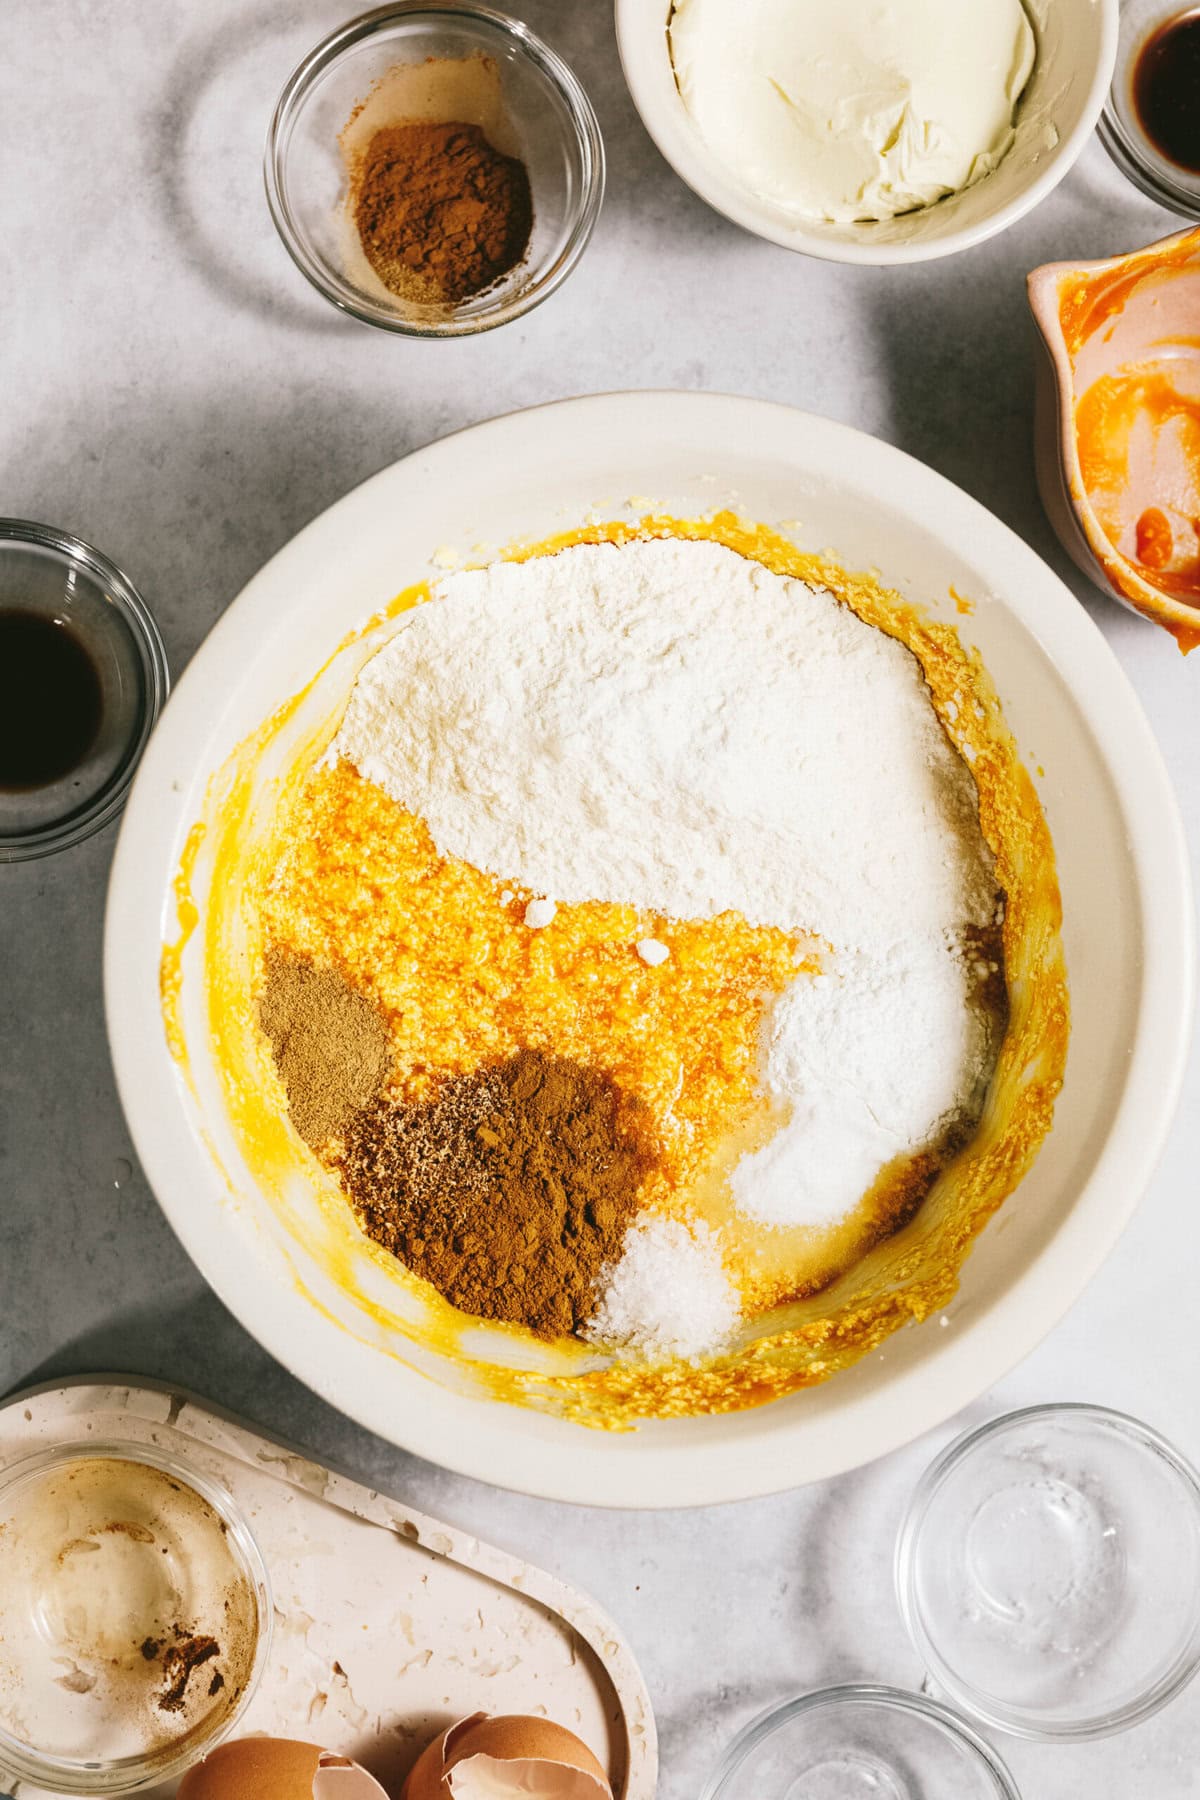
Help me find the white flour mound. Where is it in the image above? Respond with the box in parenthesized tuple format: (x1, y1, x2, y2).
(584, 1215, 741, 1360)
(331, 538, 996, 952)
(333, 536, 1004, 1300)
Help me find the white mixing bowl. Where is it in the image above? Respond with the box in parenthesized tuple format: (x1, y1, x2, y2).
(105, 393, 1192, 1507)
(615, 0, 1118, 264)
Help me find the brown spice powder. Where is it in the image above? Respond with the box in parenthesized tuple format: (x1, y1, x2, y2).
(258, 953, 389, 1149)
(335, 1048, 658, 1339)
(158, 1633, 220, 1715)
(353, 120, 533, 304)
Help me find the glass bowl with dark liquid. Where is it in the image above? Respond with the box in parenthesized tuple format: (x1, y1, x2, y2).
(0, 522, 168, 862)
(1099, 3, 1200, 216)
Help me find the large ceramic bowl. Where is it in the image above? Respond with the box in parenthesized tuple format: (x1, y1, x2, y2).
(615, 0, 1118, 265)
(1028, 225, 1200, 653)
(105, 394, 1192, 1507)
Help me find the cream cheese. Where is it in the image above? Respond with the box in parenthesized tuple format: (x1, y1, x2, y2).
(668, 0, 1037, 224)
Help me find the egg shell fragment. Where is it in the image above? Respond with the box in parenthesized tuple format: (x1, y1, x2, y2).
(178, 1737, 390, 1800)
(403, 1713, 613, 1800)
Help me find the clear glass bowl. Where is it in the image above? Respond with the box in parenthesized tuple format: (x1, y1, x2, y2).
(701, 1685, 1020, 1800)
(0, 521, 169, 863)
(0, 1440, 272, 1794)
(896, 1403, 1200, 1740)
(1098, 1, 1200, 217)
(265, 3, 604, 336)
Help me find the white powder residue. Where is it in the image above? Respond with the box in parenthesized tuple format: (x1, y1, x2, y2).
(585, 1215, 741, 1360)
(731, 941, 996, 1228)
(331, 538, 996, 952)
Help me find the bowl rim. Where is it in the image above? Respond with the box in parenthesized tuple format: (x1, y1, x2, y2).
(104, 391, 1195, 1508)
(0, 1436, 272, 1792)
(1097, 108, 1200, 220)
(894, 1401, 1200, 1740)
(0, 519, 170, 865)
(263, 0, 606, 338)
(698, 1683, 1022, 1800)
(614, 0, 1120, 265)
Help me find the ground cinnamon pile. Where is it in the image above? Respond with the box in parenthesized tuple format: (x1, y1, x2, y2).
(334, 1049, 658, 1339)
(353, 120, 533, 304)
(258, 953, 389, 1148)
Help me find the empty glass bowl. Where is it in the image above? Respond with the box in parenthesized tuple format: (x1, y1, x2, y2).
(700, 1686, 1020, 1800)
(896, 1404, 1200, 1739)
(1098, 1, 1200, 217)
(0, 521, 168, 863)
(265, 3, 604, 336)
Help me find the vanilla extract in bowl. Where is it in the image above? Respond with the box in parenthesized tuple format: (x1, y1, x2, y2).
(1133, 9, 1200, 173)
(0, 610, 103, 791)
(0, 521, 168, 862)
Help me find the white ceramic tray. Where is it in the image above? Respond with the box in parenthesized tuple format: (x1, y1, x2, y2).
(0, 1379, 656, 1799)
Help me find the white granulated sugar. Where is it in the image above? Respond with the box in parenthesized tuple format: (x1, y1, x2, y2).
(331, 538, 996, 950)
(585, 1215, 741, 1360)
(731, 941, 995, 1229)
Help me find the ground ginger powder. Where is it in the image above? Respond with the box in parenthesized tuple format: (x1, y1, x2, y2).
(257, 953, 389, 1148)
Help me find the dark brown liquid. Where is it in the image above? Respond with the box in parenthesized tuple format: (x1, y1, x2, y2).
(0, 611, 103, 791)
(1134, 9, 1200, 173)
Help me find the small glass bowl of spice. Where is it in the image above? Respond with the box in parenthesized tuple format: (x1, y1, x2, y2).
(1099, 1, 1200, 216)
(0, 1440, 271, 1793)
(265, 3, 604, 336)
(0, 521, 169, 864)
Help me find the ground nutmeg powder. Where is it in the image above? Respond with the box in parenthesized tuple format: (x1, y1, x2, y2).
(335, 1048, 659, 1339)
(353, 119, 533, 305)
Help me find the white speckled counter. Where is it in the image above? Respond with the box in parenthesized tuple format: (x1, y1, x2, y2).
(1, 5, 1197, 1797)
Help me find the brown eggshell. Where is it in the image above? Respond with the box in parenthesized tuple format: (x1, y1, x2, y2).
(403, 1713, 612, 1799)
(404, 1713, 490, 1800)
(179, 1737, 390, 1800)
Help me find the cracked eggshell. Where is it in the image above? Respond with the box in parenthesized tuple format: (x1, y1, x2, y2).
(403, 1713, 613, 1799)
(178, 1737, 390, 1800)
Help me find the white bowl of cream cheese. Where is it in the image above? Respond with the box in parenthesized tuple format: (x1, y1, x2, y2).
(616, 0, 1118, 263)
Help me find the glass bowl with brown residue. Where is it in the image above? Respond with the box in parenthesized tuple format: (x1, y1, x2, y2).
(0, 1440, 270, 1794)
